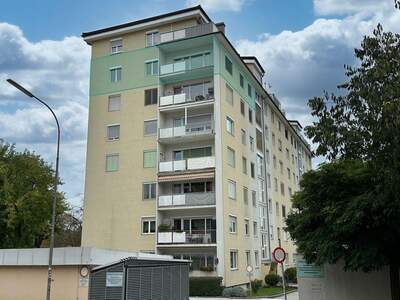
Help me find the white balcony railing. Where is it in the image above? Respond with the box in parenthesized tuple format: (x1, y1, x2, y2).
(159, 93, 186, 106)
(159, 122, 213, 139)
(158, 192, 216, 207)
(159, 156, 215, 173)
(158, 231, 216, 244)
(159, 23, 215, 44)
(160, 61, 186, 75)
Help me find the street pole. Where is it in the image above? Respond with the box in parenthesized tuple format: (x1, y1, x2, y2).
(6, 79, 60, 300)
(278, 239, 287, 300)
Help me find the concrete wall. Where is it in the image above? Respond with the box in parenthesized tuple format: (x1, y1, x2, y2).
(298, 262, 391, 300)
(0, 266, 88, 300)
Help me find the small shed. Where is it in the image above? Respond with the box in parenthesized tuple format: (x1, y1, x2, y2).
(89, 256, 190, 300)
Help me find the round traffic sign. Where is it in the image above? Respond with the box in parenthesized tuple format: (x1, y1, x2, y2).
(272, 247, 286, 263)
(246, 265, 253, 273)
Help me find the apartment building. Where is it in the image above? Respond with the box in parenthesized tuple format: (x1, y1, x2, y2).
(81, 6, 312, 287)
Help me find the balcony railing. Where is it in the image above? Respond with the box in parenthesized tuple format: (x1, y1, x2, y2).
(160, 23, 215, 44)
(159, 92, 214, 106)
(158, 230, 216, 244)
(159, 156, 215, 173)
(158, 192, 215, 207)
(159, 122, 213, 139)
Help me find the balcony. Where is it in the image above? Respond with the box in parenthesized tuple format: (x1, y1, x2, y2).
(159, 92, 214, 107)
(157, 230, 216, 245)
(159, 122, 213, 140)
(158, 192, 215, 208)
(159, 23, 216, 44)
(159, 156, 215, 173)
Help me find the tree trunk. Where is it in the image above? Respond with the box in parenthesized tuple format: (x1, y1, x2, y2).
(390, 264, 400, 300)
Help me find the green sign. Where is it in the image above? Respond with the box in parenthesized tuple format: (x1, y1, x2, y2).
(297, 258, 324, 278)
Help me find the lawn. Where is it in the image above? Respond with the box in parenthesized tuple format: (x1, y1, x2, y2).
(249, 286, 297, 297)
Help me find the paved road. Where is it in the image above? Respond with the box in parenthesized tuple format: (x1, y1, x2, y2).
(191, 291, 299, 300)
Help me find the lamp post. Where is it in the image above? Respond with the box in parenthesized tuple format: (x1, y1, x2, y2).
(6, 79, 60, 300)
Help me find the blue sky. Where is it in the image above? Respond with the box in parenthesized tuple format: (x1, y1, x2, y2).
(1, 0, 399, 206)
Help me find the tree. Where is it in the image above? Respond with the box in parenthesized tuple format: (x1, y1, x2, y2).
(0, 141, 67, 248)
(289, 8, 400, 299)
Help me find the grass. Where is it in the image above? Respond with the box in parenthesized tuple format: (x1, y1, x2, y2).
(249, 286, 297, 297)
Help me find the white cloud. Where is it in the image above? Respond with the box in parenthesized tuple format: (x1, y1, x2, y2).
(314, 0, 395, 16)
(185, 0, 249, 12)
(236, 5, 400, 133)
(0, 22, 90, 206)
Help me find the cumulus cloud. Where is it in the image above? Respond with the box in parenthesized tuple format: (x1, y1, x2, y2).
(236, 3, 400, 135)
(0, 22, 90, 206)
(185, 0, 249, 12)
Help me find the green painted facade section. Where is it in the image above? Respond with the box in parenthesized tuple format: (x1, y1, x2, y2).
(89, 46, 160, 96)
(214, 37, 256, 110)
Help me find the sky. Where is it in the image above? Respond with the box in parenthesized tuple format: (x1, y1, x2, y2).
(0, 0, 399, 206)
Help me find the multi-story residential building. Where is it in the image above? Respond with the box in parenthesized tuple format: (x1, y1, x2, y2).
(81, 6, 312, 287)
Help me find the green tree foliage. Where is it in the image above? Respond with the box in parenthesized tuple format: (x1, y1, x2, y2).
(288, 11, 400, 299)
(0, 141, 67, 248)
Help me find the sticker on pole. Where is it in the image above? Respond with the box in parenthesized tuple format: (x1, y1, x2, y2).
(272, 247, 286, 264)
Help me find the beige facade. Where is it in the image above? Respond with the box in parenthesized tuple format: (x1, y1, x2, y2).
(82, 6, 312, 287)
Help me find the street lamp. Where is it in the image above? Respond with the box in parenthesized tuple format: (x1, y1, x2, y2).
(6, 79, 60, 300)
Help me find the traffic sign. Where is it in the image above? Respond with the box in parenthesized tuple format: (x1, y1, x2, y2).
(246, 265, 253, 273)
(272, 247, 286, 264)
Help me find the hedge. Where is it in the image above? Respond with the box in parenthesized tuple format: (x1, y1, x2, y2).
(189, 277, 223, 296)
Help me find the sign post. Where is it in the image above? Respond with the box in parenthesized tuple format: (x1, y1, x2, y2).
(272, 242, 287, 300)
(246, 265, 253, 296)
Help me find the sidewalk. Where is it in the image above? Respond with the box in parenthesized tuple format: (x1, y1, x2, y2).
(190, 291, 299, 300)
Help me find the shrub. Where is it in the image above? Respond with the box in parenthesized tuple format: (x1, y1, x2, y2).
(284, 267, 297, 283)
(157, 224, 170, 232)
(222, 286, 247, 297)
(251, 279, 263, 293)
(189, 277, 223, 296)
(265, 273, 281, 287)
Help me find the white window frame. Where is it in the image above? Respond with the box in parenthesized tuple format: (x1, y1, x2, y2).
(143, 182, 157, 200)
(105, 153, 119, 172)
(141, 217, 156, 234)
(145, 59, 159, 76)
(108, 94, 121, 112)
(226, 116, 235, 135)
(110, 66, 122, 82)
(144, 119, 158, 136)
(146, 30, 159, 47)
(244, 218, 250, 236)
(227, 147, 235, 167)
(110, 38, 123, 54)
(228, 180, 236, 200)
(230, 249, 238, 270)
(229, 215, 237, 233)
(107, 124, 120, 141)
(254, 251, 260, 268)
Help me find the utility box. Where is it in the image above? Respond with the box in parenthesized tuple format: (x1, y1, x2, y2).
(89, 256, 190, 300)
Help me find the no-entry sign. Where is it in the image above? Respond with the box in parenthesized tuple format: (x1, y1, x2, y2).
(272, 247, 286, 264)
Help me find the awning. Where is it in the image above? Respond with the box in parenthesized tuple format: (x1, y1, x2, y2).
(158, 170, 215, 182)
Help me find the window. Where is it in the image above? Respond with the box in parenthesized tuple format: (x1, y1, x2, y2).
(110, 39, 122, 54)
(225, 84, 233, 105)
(280, 182, 285, 196)
(279, 160, 283, 174)
(230, 250, 238, 270)
(244, 219, 249, 235)
(252, 190, 257, 207)
(225, 56, 233, 75)
(277, 227, 281, 240)
(282, 205, 286, 218)
(146, 31, 158, 47)
(274, 178, 278, 192)
(278, 139, 283, 151)
(276, 202, 280, 216)
(288, 187, 292, 197)
(254, 251, 259, 268)
(253, 221, 258, 237)
(248, 108, 253, 123)
(273, 155, 277, 169)
(268, 199, 272, 214)
(144, 120, 157, 136)
(229, 215, 237, 233)
(108, 94, 121, 111)
(142, 218, 156, 234)
(240, 74, 244, 88)
(110, 67, 122, 82)
(257, 155, 263, 177)
(145, 60, 158, 75)
(256, 129, 263, 151)
(249, 136, 255, 151)
(226, 116, 234, 135)
(286, 148, 290, 160)
(228, 180, 236, 199)
(240, 100, 245, 116)
(250, 162, 255, 178)
(243, 187, 249, 204)
(143, 183, 156, 200)
(256, 104, 262, 126)
(287, 168, 291, 180)
(143, 150, 156, 168)
(227, 147, 235, 167)
(247, 84, 252, 97)
(242, 157, 248, 174)
(107, 125, 120, 140)
(285, 128, 289, 139)
(246, 251, 251, 266)
(144, 88, 158, 105)
(241, 129, 247, 145)
(272, 133, 276, 147)
(106, 154, 119, 172)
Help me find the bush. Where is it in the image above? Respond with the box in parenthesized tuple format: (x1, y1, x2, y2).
(251, 279, 263, 293)
(222, 286, 247, 297)
(189, 277, 223, 296)
(284, 267, 297, 283)
(265, 273, 281, 287)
